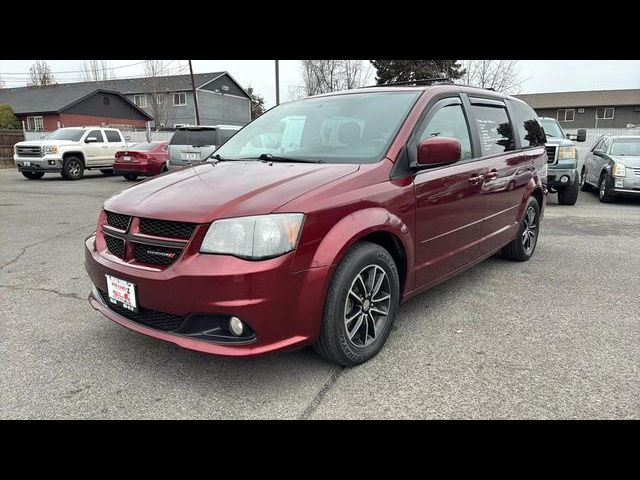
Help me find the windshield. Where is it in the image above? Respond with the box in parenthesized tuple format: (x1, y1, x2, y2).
(213, 91, 421, 164)
(540, 119, 564, 139)
(45, 129, 85, 141)
(170, 129, 217, 146)
(610, 139, 640, 156)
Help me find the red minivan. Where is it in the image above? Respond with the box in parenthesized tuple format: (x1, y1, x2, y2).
(85, 83, 547, 366)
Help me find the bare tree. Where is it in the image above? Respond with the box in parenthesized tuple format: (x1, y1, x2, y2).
(459, 60, 524, 94)
(142, 61, 175, 129)
(296, 60, 371, 97)
(79, 60, 115, 81)
(28, 61, 56, 87)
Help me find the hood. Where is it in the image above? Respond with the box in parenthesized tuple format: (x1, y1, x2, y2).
(611, 155, 640, 167)
(104, 161, 359, 223)
(545, 138, 573, 147)
(15, 139, 79, 147)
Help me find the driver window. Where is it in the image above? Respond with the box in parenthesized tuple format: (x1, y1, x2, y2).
(418, 105, 472, 160)
(85, 130, 104, 143)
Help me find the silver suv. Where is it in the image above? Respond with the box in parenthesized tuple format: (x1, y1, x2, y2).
(167, 125, 241, 170)
(539, 117, 586, 205)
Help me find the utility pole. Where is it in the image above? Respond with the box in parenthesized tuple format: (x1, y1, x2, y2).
(275, 60, 280, 106)
(189, 60, 200, 125)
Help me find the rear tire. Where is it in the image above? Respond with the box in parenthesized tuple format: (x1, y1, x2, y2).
(61, 156, 84, 180)
(21, 171, 45, 180)
(161, 163, 168, 173)
(598, 172, 615, 203)
(100, 169, 114, 176)
(314, 242, 400, 366)
(557, 176, 579, 205)
(502, 196, 540, 262)
(123, 173, 138, 181)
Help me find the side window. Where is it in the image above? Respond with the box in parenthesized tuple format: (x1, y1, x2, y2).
(507, 100, 546, 148)
(85, 130, 104, 143)
(105, 130, 122, 143)
(601, 138, 610, 153)
(470, 105, 515, 156)
(418, 104, 472, 160)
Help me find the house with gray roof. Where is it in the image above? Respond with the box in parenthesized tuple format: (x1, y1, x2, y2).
(515, 89, 640, 129)
(0, 71, 252, 131)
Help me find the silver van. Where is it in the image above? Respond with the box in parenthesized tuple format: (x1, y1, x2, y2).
(167, 125, 242, 170)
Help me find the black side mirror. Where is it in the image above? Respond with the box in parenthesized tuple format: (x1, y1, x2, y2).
(576, 129, 587, 143)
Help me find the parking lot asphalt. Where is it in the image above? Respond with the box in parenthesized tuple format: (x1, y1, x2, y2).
(1, 168, 638, 419)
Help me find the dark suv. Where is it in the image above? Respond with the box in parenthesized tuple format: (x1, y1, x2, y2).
(85, 83, 547, 366)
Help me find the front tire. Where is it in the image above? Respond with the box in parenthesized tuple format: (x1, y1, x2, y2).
(21, 171, 45, 180)
(123, 173, 138, 181)
(314, 242, 400, 366)
(502, 196, 540, 262)
(557, 176, 579, 205)
(61, 156, 84, 180)
(598, 173, 615, 203)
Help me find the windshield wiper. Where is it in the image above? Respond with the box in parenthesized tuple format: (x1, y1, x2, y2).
(247, 153, 324, 164)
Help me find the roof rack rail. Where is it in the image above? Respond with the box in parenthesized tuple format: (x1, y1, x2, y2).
(363, 77, 453, 88)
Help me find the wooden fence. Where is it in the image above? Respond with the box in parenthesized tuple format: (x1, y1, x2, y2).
(0, 129, 23, 169)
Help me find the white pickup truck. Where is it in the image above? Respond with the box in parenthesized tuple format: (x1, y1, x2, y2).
(13, 126, 128, 180)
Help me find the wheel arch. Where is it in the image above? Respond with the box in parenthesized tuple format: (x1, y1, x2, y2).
(302, 208, 414, 295)
(62, 151, 86, 165)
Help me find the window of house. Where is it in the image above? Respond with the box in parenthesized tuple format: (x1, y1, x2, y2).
(418, 104, 472, 160)
(104, 130, 123, 143)
(173, 92, 187, 106)
(471, 105, 515, 156)
(27, 116, 44, 131)
(596, 107, 614, 120)
(556, 108, 575, 122)
(508, 100, 546, 148)
(133, 94, 147, 108)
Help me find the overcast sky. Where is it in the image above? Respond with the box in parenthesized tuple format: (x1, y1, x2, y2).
(1, 60, 638, 109)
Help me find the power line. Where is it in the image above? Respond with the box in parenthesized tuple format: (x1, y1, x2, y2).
(0, 60, 151, 76)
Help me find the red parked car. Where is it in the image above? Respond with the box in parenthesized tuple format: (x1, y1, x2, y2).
(114, 141, 169, 180)
(85, 83, 547, 366)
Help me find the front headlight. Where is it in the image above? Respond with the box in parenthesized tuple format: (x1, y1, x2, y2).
(612, 163, 626, 177)
(44, 145, 58, 154)
(200, 213, 304, 260)
(557, 146, 577, 160)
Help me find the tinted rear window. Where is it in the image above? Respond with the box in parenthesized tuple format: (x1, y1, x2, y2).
(471, 105, 515, 156)
(105, 130, 123, 142)
(508, 100, 546, 148)
(130, 142, 162, 151)
(170, 129, 217, 146)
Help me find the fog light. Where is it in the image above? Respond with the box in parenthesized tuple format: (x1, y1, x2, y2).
(615, 178, 624, 188)
(48, 160, 56, 165)
(229, 317, 244, 336)
(560, 175, 569, 184)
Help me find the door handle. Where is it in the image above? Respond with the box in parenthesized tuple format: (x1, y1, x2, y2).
(484, 169, 498, 181)
(468, 174, 484, 185)
(102, 145, 108, 148)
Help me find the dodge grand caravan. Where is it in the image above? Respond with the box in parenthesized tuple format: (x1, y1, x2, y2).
(85, 83, 547, 366)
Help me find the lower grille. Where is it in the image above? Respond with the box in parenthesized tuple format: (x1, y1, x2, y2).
(105, 211, 131, 231)
(16, 145, 43, 157)
(98, 289, 184, 332)
(133, 243, 182, 265)
(105, 235, 125, 259)
(545, 146, 557, 164)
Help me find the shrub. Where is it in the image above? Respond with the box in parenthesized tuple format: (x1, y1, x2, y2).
(0, 104, 21, 129)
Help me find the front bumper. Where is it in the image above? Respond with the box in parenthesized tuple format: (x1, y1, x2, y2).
(609, 174, 640, 197)
(14, 155, 63, 172)
(84, 234, 331, 357)
(547, 166, 578, 188)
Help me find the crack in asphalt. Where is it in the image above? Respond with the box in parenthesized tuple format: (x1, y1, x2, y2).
(0, 284, 85, 302)
(0, 189, 111, 199)
(0, 223, 95, 271)
(298, 365, 346, 420)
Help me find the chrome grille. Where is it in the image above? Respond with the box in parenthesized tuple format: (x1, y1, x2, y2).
(545, 146, 557, 164)
(16, 145, 43, 157)
(632, 167, 640, 178)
